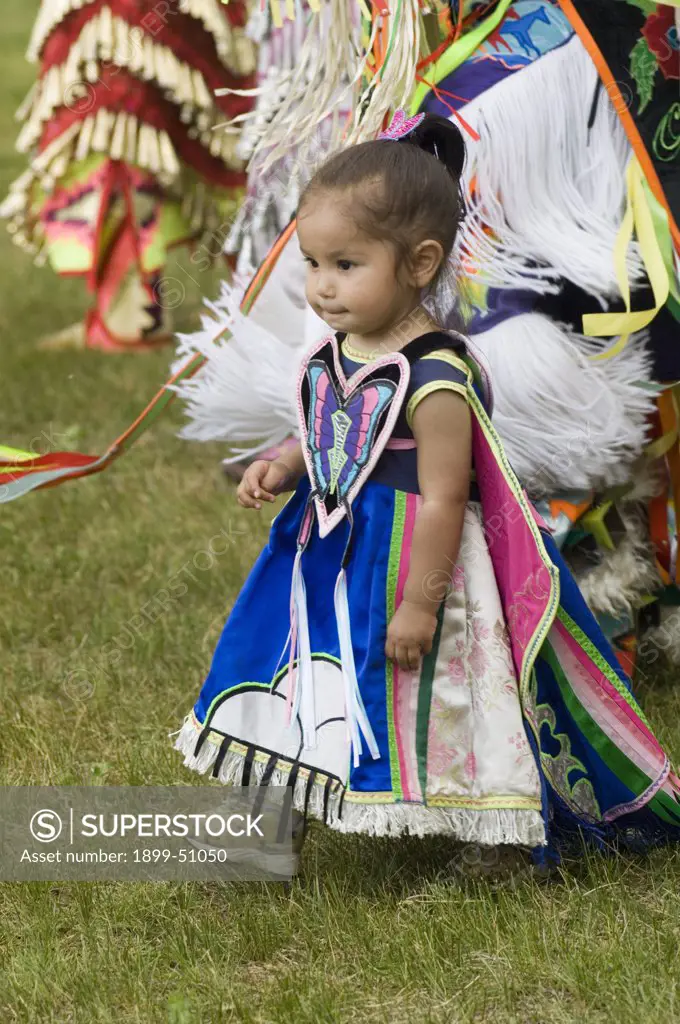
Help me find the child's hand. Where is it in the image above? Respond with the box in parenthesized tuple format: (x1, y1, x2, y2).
(385, 601, 438, 672)
(237, 460, 292, 509)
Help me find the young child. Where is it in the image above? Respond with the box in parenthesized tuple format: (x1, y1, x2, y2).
(174, 111, 680, 871)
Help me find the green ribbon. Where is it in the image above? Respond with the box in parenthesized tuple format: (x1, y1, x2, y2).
(409, 0, 515, 114)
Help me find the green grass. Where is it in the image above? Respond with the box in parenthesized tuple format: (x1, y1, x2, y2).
(3, 4, 680, 1023)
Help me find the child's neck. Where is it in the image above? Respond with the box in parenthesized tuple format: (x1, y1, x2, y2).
(345, 304, 439, 356)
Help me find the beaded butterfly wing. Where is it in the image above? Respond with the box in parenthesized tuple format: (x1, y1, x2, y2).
(298, 337, 410, 537)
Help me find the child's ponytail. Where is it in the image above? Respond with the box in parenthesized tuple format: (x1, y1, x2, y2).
(405, 113, 466, 182)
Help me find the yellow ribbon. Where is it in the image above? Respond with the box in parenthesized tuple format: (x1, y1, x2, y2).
(585, 157, 671, 360)
(645, 426, 679, 460)
(581, 501, 616, 551)
(0, 445, 35, 462)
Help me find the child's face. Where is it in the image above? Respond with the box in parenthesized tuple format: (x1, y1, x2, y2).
(297, 192, 412, 338)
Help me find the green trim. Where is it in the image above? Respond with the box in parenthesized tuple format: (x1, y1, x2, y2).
(555, 606, 654, 732)
(541, 643, 651, 801)
(409, 0, 515, 113)
(416, 601, 445, 798)
(668, 292, 680, 322)
(385, 491, 406, 801)
(534, 695, 601, 818)
(647, 787, 680, 826)
(461, 374, 562, 786)
(641, 178, 679, 303)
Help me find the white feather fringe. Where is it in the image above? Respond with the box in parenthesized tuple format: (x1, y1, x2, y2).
(171, 278, 305, 460)
(575, 533, 661, 619)
(644, 605, 680, 668)
(174, 717, 546, 846)
(456, 35, 641, 301)
(470, 313, 655, 493)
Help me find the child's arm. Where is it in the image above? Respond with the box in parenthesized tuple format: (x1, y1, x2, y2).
(237, 442, 307, 509)
(272, 441, 307, 484)
(385, 391, 471, 671)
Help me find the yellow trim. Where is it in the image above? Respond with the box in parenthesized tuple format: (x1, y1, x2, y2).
(343, 341, 559, 705)
(406, 381, 469, 429)
(342, 791, 542, 810)
(341, 338, 382, 363)
(425, 795, 542, 810)
(421, 349, 473, 382)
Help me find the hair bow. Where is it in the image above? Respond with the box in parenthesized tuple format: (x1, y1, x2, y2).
(378, 109, 425, 141)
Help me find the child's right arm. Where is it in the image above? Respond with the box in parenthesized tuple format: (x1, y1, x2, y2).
(237, 443, 306, 510)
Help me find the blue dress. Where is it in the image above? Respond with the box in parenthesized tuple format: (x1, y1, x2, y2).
(175, 331, 680, 852)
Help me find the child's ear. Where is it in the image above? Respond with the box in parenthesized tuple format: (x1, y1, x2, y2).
(408, 240, 444, 288)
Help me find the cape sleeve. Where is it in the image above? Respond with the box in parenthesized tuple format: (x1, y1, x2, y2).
(405, 349, 471, 430)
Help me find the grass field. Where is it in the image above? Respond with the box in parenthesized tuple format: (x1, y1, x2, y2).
(3, 5, 680, 1023)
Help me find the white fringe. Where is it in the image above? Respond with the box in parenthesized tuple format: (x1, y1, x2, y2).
(470, 313, 655, 493)
(222, 0, 429, 266)
(171, 278, 305, 459)
(0, 114, 237, 256)
(174, 717, 546, 846)
(16, 16, 241, 157)
(456, 35, 642, 300)
(178, 0, 256, 70)
(27, 0, 96, 62)
(27, 0, 254, 72)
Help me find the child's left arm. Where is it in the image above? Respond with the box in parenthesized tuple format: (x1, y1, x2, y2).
(385, 390, 472, 672)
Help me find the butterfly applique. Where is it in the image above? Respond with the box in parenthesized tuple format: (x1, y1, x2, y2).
(297, 336, 410, 537)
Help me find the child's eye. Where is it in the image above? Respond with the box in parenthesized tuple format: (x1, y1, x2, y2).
(303, 256, 319, 269)
(337, 260, 354, 271)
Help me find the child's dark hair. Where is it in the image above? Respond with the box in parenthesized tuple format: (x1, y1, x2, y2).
(298, 114, 466, 287)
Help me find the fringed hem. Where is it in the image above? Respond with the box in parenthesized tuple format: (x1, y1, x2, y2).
(1, 118, 243, 259)
(329, 803, 546, 846)
(173, 717, 547, 847)
(27, 0, 256, 73)
(18, 14, 253, 158)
